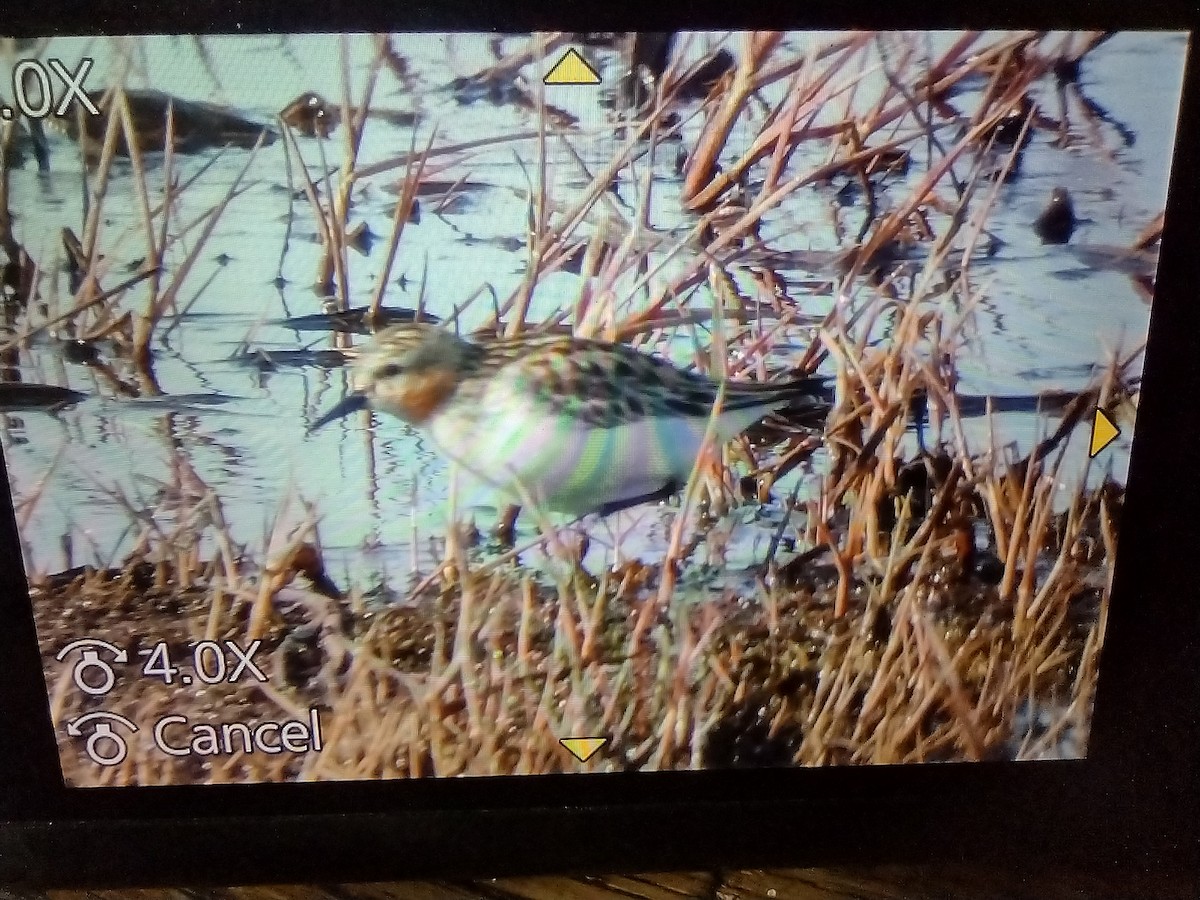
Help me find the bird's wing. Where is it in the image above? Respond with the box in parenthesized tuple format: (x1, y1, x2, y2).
(486, 338, 710, 426)
(492, 337, 825, 427)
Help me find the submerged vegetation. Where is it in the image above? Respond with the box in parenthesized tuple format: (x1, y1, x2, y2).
(0, 31, 1167, 784)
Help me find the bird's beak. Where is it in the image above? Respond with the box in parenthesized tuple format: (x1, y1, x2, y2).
(309, 392, 368, 433)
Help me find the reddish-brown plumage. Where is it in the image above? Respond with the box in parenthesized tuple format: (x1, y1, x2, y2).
(395, 367, 460, 424)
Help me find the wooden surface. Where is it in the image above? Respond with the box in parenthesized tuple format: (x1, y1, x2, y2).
(10, 866, 1198, 899)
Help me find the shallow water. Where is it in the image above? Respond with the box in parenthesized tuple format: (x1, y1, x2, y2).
(0, 31, 1187, 584)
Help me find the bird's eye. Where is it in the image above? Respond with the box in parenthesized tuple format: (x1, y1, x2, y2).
(377, 363, 404, 379)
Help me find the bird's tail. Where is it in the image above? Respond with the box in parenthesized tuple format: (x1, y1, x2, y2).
(722, 376, 832, 412)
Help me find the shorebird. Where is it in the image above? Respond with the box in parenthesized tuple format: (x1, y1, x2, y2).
(312, 323, 827, 516)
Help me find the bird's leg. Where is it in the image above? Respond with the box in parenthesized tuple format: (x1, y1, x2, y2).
(910, 389, 929, 454)
(567, 528, 594, 585)
(494, 503, 521, 547)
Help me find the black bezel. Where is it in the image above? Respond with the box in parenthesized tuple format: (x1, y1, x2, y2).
(1, 1, 1198, 887)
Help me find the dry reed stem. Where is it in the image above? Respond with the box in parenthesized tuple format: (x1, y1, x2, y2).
(367, 127, 435, 320)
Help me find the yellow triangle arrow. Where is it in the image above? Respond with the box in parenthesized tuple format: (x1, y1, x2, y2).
(544, 48, 601, 85)
(1089, 408, 1120, 458)
(560, 736, 607, 762)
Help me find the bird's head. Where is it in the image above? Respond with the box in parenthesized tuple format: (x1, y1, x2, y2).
(310, 324, 481, 430)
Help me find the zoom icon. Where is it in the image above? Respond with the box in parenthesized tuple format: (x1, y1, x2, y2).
(55, 639, 128, 697)
(65, 712, 139, 767)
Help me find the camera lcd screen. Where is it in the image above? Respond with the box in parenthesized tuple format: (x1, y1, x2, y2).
(0, 31, 1185, 787)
